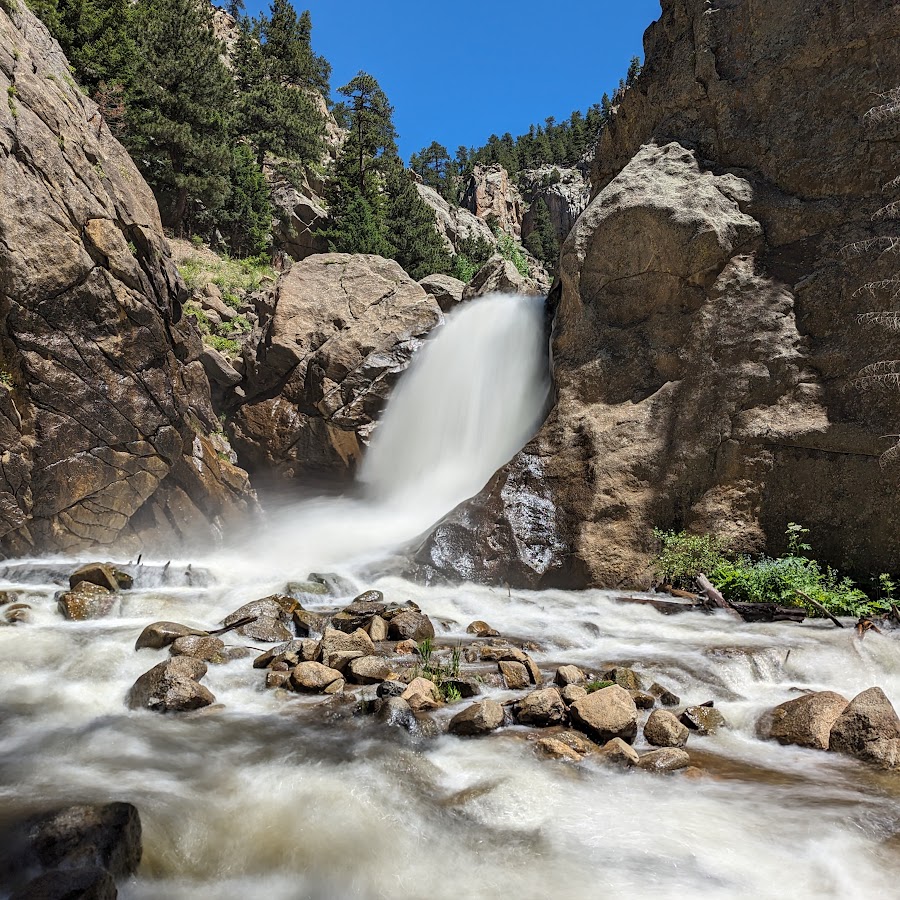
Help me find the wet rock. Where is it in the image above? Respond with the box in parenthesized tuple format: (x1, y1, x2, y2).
(644, 709, 689, 748)
(570, 685, 638, 744)
(135, 621, 205, 651)
(266, 670, 292, 689)
(516, 687, 567, 727)
(290, 661, 344, 693)
(523, 656, 543, 686)
(332, 592, 386, 632)
(449, 699, 505, 736)
(292, 609, 329, 637)
(499, 660, 530, 690)
(555, 665, 585, 687)
(556, 730, 601, 756)
(441, 677, 480, 698)
(286, 580, 330, 597)
(388, 610, 435, 642)
(323, 678, 345, 695)
(27, 802, 141, 878)
(376, 680, 407, 699)
(224, 597, 294, 643)
(828, 687, 900, 769)
(597, 737, 640, 766)
(480, 645, 527, 663)
(602, 666, 643, 691)
(10, 866, 117, 900)
(402, 677, 441, 712)
(69, 562, 130, 593)
(307, 572, 357, 596)
(348, 656, 394, 685)
(649, 682, 681, 707)
(395, 639, 418, 655)
(367, 615, 389, 641)
(57, 584, 117, 621)
(320, 628, 375, 669)
(127, 658, 214, 713)
(638, 748, 692, 773)
(760, 691, 849, 751)
(630, 690, 656, 710)
(536, 737, 583, 761)
(561, 684, 588, 705)
(169, 635, 226, 663)
(466, 620, 500, 638)
(253, 639, 320, 669)
(375, 696, 417, 732)
(680, 704, 727, 735)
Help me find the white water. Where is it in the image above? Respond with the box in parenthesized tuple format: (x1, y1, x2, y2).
(2, 292, 900, 898)
(231, 292, 550, 577)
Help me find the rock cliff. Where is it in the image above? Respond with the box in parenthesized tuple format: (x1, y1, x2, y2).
(461, 164, 524, 238)
(519, 165, 590, 245)
(0, 3, 253, 556)
(417, 0, 900, 587)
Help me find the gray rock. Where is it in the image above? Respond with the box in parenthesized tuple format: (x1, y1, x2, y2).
(10, 866, 117, 900)
(347, 656, 393, 685)
(560, 684, 588, 704)
(224, 597, 294, 643)
(126, 657, 214, 713)
(135, 621, 206, 651)
(597, 737, 640, 766)
(680, 704, 727, 735)
(199, 346, 242, 388)
(376, 680, 407, 699)
(638, 748, 692, 772)
(829, 687, 900, 769)
(516, 687, 567, 727)
(554, 665, 585, 687)
(461, 256, 542, 301)
(419, 273, 465, 312)
(388, 609, 435, 642)
(169, 634, 226, 663)
(449, 699, 505, 736)
(320, 628, 375, 669)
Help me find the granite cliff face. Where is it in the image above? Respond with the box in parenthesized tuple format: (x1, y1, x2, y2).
(0, 3, 253, 556)
(417, 0, 900, 587)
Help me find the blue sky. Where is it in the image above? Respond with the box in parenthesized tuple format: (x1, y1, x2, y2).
(244, 0, 662, 161)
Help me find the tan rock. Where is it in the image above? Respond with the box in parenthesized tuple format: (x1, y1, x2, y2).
(321, 628, 375, 669)
(499, 660, 530, 690)
(829, 688, 900, 769)
(644, 709, 689, 748)
(461, 164, 524, 239)
(135, 621, 206, 651)
(637, 748, 691, 773)
(561, 684, 588, 704)
(536, 737, 582, 761)
(169, 635, 227, 664)
(402, 677, 441, 712)
(419, 273, 466, 312)
(348, 656, 394, 684)
(597, 737, 640, 766)
(367, 615, 389, 641)
(555, 665, 585, 687)
(570, 685, 638, 744)
(126, 658, 214, 712)
(290, 661, 344, 693)
(760, 691, 849, 750)
(57, 584, 117, 620)
(516, 687, 567, 727)
(465, 620, 500, 638)
(448, 699, 505, 736)
(680, 705, 727, 735)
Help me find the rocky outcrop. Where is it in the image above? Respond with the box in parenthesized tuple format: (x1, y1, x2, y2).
(415, 182, 497, 254)
(520, 165, 590, 244)
(418, 273, 465, 312)
(230, 254, 442, 481)
(462, 256, 545, 300)
(0, 3, 253, 558)
(270, 180, 329, 261)
(417, 0, 900, 588)
(461, 165, 523, 238)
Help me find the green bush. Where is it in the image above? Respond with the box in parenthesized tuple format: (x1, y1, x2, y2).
(497, 232, 529, 278)
(653, 528, 729, 585)
(207, 334, 240, 355)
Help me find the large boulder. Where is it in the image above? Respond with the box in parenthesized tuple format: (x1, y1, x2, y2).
(126, 657, 215, 713)
(569, 685, 638, 744)
(270, 181, 329, 261)
(462, 256, 544, 300)
(418, 273, 465, 312)
(828, 687, 900, 769)
(759, 691, 849, 750)
(230, 254, 442, 481)
(0, 3, 253, 558)
(413, 0, 900, 588)
(448, 699, 505, 736)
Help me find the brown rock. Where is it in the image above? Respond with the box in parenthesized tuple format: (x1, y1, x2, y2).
(760, 691, 849, 750)
(649, 682, 681, 707)
(126, 657, 214, 712)
(401, 677, 441, 712)
(466, 620, 500, 638)
(253, 639, 320, 669)
(347, 656, 394, 685)
(292, 609, 329, 636)
(570, 685, 638, 744)
(828, 687, 900, 769)
(331, 591, 386, 632)
(603, 666, 643, 691)
(388, 610, 435, 643)
(169, 635, 227, 663)
(535, 737, 582, 761)
(10, 867, 117, 900)
(637, 748, 692, 773)
(57, 583, 117, 620)
(461, 164, 524, 239)
(555, 730, 601, 756)
(224, 597, 293, 643)
(290, 661, 344, 693)
(135, 621, 206, 651)
(560, 684, 588, 704)
(448, 699, 505, 736)
(554, 665, 585, 687)
(481, 645, 528, 664)
(597, 737, 640, 766)
(69, 562, 122, 592)
(499, 660, 530, 690)
(266, 670, 292, 689)
(395, 639, 418, 655)
(516, 687, 567, 727)
(630, 690, 656, 710)
(680, 705, 727, 735)
(523, 656, 543, 686)
(320, 627, 375, 668)
(644, 709, 690, 748)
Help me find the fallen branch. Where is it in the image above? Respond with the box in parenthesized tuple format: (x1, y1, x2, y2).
(697, 574, 743, 620)
(794, 590, 844, 628)
(615, 595, 702, 615)
(208, 615, 257, 637)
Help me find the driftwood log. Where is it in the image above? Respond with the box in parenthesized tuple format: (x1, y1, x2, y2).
(697, 574, 807, 624)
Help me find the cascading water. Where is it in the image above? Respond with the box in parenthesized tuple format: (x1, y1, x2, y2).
(236, 292, 551, 575)
(1, 296, 900, 899)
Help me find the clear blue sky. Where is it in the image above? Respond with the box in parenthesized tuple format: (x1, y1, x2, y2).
(243, 0, 662, 161)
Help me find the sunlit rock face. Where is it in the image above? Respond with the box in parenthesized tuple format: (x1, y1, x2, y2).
(416, 0, 900, 588)
(0, 4, 254, 557)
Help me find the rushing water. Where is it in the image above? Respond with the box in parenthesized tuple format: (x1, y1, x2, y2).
(1, 294, 900, 898)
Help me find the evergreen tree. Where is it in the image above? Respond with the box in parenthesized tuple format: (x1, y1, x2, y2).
(524, 198, 559, 274)
(126, 0, 234, 233)
(626, 55, 642, 85)
(322, 194, 392, 256)
(217, 144, 272, 257)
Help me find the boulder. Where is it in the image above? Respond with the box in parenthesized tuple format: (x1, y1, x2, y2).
(516, 687, 567, 727)
(388, 610, 435, 642)
(375, 696, 418, 732)
(253, 639, 320, 669)
(643, 709, 689, 748)
(10, 867, 117, 900)
(0, 3, 253, 558)
(69, 563, 128, 592)
(57, 584, 117, 621)
(401, 677, 441, 712)
(367, 615, 389, 641)
(461, 256, 542, 301)
(331, 592, 386, 632)
(498, 660, 530, 690)
(465, 620, 500, 638)
(523, 656, 543, 686)
(347, 656, 394, 685)
(535, 737, 582, 761)
(680, 705, 727, 735)
(419, 273, 465, 312)
(570, 685, 638, 744)
(602, 667, 643, 691)
(223, 597, 293, 643)
(270, 182, 329, 261)
(448, 699, 505, 736)
(292, 609, 329, 637)
(560, 684, 588, 705)
(376, 680, 407, 699)
(135, 621, 206, 651)
(597, 737, 640, 766)
(320, 628, 375, 669)
(126, 658, 214, 713)
(759, 691, 849, 750)
(630, 691, 656, 710)
(290, 661, 344, 693)
(828, 687, 900, 769)
(169, 635, 227, 663)
(415, 181, 497, 254)
(648, 682, 681, 707)
(555, 731, 601, 756)
(230, 254, 441, 482)
(554, 665, 585, 687)
(637, 748, 692, 773)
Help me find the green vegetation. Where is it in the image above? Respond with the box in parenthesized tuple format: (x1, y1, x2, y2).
(0, 368, 13, 389)
(653, 524, 894, 620)
(497, 232, 530, 278)
(585, 680, 615, 694)
(413, 638, 464, 702)
(207, 334, 241, 355)
(177, 253, 274, 296)
(523, 197, 559, 275)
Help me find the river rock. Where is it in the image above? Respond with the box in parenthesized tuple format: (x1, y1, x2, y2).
(126, 658, 214, 713)
(570, 685, 638, 744)
(760, 691, 849, 750)
(10, 866, 117, 900)
(266, 670, 292, 689)
(387, 610, 435, 642)
(331, 591, 386, 632)
(376, 680, 407, 699)
(644, 709, 689, 748)
(535, 737, 583, 761)
(292, 609, 329, 637)
(466, 620, 500, 638)
(630, 690, 656, 710)
(224, 597, 294, 643)
(69, 562, 130, 592)
(401, 677, 440, 712)
(307, 572, 356, 596)
(523, 656, 543, 686)
(440, 677, 480, 699)
(375, 696, 417, 732)
(169, 635, 227, 663)
(556, 731, 601, 756)
(367, 615, 389, 641)
(449, 699, 505, 736)
(320, 628, 375, 668)
(57, 584, 118, 621)
(481, 645, 528, 664)
(348, 656, 394, 685)
(135, 621, 206, 651)
(419, 273, 465, 312)
(27, 802, 141, 878)
(637, 748, 692, 773)
(290, 661, 344, 693)
(680, 705, 727, 735)
(554, 665, 585, 687)
(561, 684, 588, 704)
(597, 737, 640, 766)
(229, 254, 442, 482)
(499, 660, 530, 690)
(828, 687, 900, 769)
(649, 682, 681, 707)
(602, 666, 643, 691)
(254, 639, 320, 669)
(516, 687, 567, 727)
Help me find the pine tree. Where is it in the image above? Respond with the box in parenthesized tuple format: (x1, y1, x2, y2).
(626, 55, 642, 85)
(218, 144, 272, 257)
(126, 0, 234, 234)
(410, 141, 453, 199)
(524, 197, 559, 274)
(322, 194, 392, 256)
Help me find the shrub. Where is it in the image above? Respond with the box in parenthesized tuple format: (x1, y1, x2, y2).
(497, 232, 529, 278)
(207, 334, 240, 355)
(653, 528, 729, 585)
